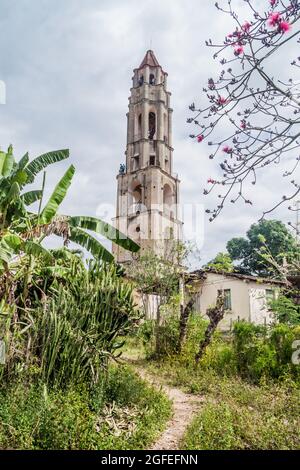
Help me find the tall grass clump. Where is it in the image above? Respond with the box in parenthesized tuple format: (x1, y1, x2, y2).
(1, 262, 140, 387)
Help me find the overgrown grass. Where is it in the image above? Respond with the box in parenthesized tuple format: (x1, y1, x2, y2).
(134, 312, 300, 450)
(145, 355, 300, 450)
(182, 373, 300, 450)
(0, 365, 171, 450)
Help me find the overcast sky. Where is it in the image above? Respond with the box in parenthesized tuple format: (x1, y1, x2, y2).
(0, 0, 298, 265)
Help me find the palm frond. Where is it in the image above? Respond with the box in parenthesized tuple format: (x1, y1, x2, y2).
(39, 165, 75, 224)
(23, 240, 53, 262)
(21, 190, 43, 206)
(69, 226, 114, 262)
(25, 149, 69, 184)
(1, 147, 14, 177)
(69, 216, 140, 253)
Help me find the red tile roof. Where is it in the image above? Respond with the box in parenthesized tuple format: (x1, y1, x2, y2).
(189, 268, 287, 286)
(139, 50, 160, 69)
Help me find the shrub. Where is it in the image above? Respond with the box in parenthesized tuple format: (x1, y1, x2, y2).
(155, 312, 180, 357)
(105, 366, 149, 406)
(0, 382, 96, 450)
(137, 300, 181, 358)
(0, 366, 171, 450)
(180, 313, 208, 360)
(233, 321, 300, 383)
(137, 319, 156, 357)
(1, 263, 139, 387)
(199, 342, 237, 376)
(270, 295, 300, 325)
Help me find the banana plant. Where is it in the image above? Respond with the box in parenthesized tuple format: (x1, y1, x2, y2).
(0, 145, 139, 271)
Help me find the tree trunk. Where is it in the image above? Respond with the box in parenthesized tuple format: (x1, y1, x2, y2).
(195, 293, 225, 364)
(155, 302, 163, 355)
(178, 295, 196, 353)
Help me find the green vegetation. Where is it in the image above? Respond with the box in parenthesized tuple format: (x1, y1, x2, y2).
(1, 144, 299, 450)
(0, 145, 170, 450)
(141, 313, 300, 382)
(205, 252, 234, 272)
(227, 219, 299, 276)
(137, 312, 300, 450)
(182, 375, 299, 450)
(0, 145, 139, 272)
(270, 294, 300, 326)
(0, 366, 171, 450)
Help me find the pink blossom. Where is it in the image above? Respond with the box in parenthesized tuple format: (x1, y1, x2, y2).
(197, 135, 204, 143)
(218, 96, 228, 105)
(240, 120, 246, 130)
(270, 0, 276, 6)
(278, 21, 291, 33)
(234, 45, 244, 56)
(242, 22, 251, 32)
(207, 178, 215, 184)
(268, 12, 281, 27)
(222, 145, 233, 154)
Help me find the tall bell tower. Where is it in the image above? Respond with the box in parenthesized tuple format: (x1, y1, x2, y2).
(113, 50, 182, 262)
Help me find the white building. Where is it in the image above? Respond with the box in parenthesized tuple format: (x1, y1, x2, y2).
(190, 269, 285, 330)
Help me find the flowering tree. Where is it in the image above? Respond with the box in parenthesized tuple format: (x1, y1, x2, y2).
(189, 0, 300, 221)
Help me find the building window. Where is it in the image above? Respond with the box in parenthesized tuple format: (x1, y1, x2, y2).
(138, 114, 142, 139)
(149, 74, 155, 85)
(218, 289, 232, 310)
(265, 289, 275, 303)
(149, 155, 155, 166)
(148, 112, 156, 140)
(132, 156, 139, 171)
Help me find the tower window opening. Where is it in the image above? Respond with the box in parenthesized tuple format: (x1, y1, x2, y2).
(131, 182, 142, 214)
(164, 114, 167, 142)
(165, 157, 170, 173)
(132, 184, 142, 203)
(163, 183, 173, 207)
(148, 112, 156, 140)
(136, 226, 141, 233)
(150, 155, 155, 166)
(138, 75, 144, 86)
(149, 74, 155, 85)
(132, 156, 140, 171)
(138, 114, 142, 139)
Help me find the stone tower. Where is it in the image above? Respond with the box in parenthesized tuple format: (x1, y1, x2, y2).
(113, 50, 182, 263)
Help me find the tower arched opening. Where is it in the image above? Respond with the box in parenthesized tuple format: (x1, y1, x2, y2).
(148, 112, 156, 140)
(138, 113, 142, 139)
(164, 113, 167, 143)
(149, 73, 155, 85)
(163, 183, 173, 206)
(130, 181, 143, 214)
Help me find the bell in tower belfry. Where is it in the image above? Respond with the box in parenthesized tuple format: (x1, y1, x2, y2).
(112, 50, 183, 263)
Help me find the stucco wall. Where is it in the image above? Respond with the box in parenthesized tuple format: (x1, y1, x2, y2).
(194, 273, 278, 330)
